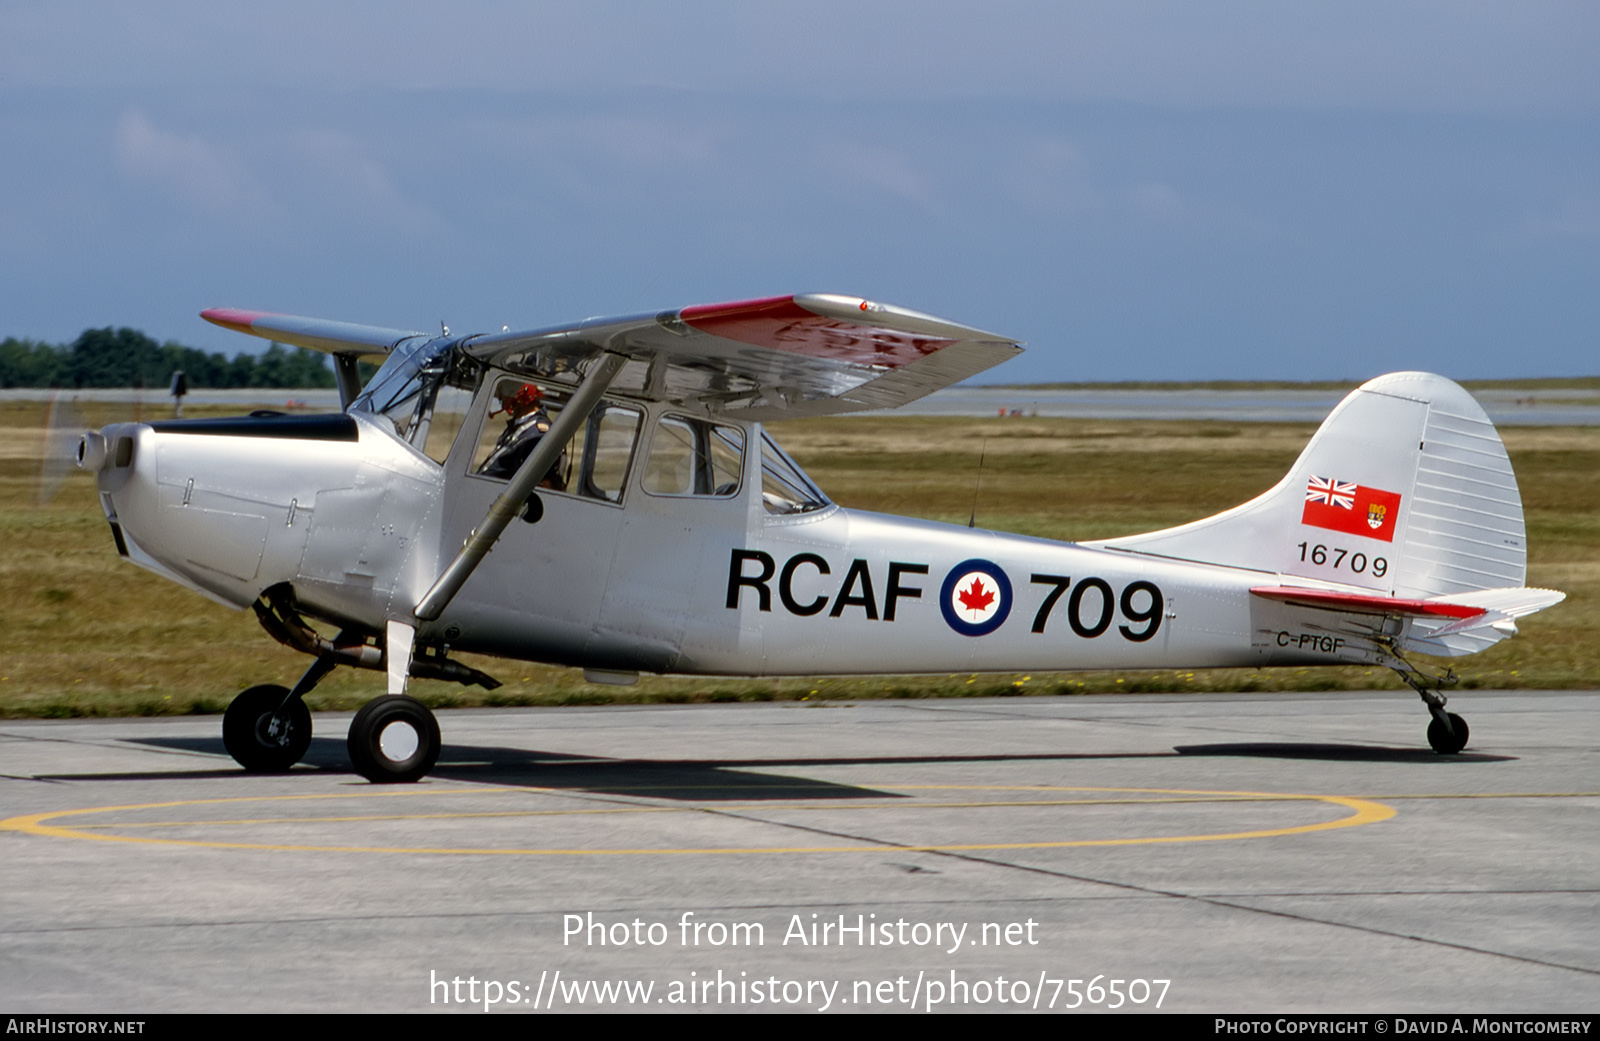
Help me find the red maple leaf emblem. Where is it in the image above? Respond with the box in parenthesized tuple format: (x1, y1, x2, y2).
(958, 577, 996, 614)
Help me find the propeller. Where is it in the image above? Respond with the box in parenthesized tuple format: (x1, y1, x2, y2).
(32, 389, 152, 508)
(34, 392, 89, 507)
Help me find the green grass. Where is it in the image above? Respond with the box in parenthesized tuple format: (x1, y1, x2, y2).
(1, 402, 1594, 718)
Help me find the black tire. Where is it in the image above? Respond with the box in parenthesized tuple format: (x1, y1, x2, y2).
(348, 695, 441, 783)
(223, 684, 312, 772)
(1426, 711, 1469, 754)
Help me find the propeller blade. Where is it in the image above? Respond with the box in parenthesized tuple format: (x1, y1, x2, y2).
(35, 392, 88, 507)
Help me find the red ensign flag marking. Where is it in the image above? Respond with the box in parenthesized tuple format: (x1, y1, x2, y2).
(1301, 475, 1402, 543)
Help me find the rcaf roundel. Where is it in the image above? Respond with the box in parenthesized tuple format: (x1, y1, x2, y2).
(940, 559, 1013, 637)
(1301, 475, 1402, 543)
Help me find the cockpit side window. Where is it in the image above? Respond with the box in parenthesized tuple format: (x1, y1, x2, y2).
(469, 374, 642, 504)
(642, 416, 744, 498)
(760, 433, 829, 515)
(474, 377, 566, 485)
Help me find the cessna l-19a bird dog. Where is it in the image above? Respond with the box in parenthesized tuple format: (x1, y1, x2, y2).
(76, 295, 1562, 781)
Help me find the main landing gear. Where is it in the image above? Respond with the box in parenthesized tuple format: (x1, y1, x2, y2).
(221, 672, 444, 783)
(226, 605, 483, 782)
(221, 655, 444, 782)
(1385, 649, 1469, 755)
(234, 593, 508, 782)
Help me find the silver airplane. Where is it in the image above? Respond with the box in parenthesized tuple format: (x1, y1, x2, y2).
(76, 295, 1563, 782)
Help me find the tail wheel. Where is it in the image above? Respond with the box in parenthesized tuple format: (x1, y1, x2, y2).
(1426, 712, 1469, 755)
(348, 695, 441, 783)
(223, 684, 312, 771)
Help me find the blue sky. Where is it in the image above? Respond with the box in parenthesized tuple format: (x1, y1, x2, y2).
(2, 2, 1595, 382)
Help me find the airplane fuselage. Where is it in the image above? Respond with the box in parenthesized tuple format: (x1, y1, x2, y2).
(95, 403, 1342, 683)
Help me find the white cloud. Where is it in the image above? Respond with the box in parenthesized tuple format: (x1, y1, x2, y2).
(1004, 138, 1102, 216)
(826, 144, 942, 210)
(286, 130, 451, 237)
(113, 110, 451, 238)
(114, 109, 273, 217)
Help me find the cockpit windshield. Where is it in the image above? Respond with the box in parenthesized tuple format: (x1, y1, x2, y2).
(350, 338, 478, 463)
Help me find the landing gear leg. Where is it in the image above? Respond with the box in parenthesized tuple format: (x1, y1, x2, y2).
(1383, 650, 1468, 754)
(222, 656, 336, 771)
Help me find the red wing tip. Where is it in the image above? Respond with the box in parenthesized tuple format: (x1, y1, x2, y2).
(201, 307, 278, 331)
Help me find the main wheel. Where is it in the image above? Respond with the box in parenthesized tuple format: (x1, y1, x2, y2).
(223, 684, 312, 771)
(1426, 712, 1469, 754)
(348, 695, 441, 783)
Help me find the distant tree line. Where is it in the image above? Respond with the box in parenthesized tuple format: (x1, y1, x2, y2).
(0, 327, 336, 389)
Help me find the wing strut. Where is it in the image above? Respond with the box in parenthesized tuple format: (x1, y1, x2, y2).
(333, 354, 364, 410)
(412, 352, 627, 622)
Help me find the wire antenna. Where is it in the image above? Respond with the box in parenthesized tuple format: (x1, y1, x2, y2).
(968, 438, 988, 528)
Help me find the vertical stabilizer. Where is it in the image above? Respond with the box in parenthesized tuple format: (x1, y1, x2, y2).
(1088, 372, 1526, 598)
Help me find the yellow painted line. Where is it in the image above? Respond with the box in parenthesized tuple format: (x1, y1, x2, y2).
(0, 787, 1395, 856)
(66, 795, 1335, 831)
(1369, 792, 1600, 800)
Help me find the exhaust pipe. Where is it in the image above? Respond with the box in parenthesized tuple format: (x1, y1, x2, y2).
(77, 431, 108, 472)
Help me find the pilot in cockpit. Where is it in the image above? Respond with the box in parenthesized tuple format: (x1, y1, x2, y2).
(478, 382, 567, 490)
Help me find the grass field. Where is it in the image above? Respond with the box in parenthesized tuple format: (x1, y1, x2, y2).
(1, 399, 1594, 719)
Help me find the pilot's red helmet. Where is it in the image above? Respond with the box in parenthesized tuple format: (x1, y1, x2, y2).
(500, 382, 544, 417)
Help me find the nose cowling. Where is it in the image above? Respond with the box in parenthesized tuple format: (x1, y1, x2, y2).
(88, 419, 268, 608)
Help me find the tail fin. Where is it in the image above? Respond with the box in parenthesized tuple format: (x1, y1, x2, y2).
(1090, 372, 1528, 599)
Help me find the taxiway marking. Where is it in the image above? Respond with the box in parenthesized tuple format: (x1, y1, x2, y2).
(2, 785, 1396, 856)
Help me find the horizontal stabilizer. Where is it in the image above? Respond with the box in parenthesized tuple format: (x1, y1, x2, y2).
(1250, 586, 1486, 620)
(1422, 586, 1567, 636)
(1252, 583, 1564, 656)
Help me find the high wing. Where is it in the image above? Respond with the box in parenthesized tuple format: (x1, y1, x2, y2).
(201, 308, 428, 357)
(205, 294, 1022, 419)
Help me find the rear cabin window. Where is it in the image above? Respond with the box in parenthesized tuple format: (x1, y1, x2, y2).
(642, 416, 744, 497)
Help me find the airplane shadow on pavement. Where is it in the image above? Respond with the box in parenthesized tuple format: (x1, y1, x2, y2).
(1174, 742, 1514, 763)
(30, 736, 1511, 793)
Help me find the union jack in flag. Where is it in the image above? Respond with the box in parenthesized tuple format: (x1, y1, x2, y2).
(1305, 475, 1355, 510)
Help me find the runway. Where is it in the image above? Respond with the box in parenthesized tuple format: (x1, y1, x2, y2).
(2, 691, 1596, 1013)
